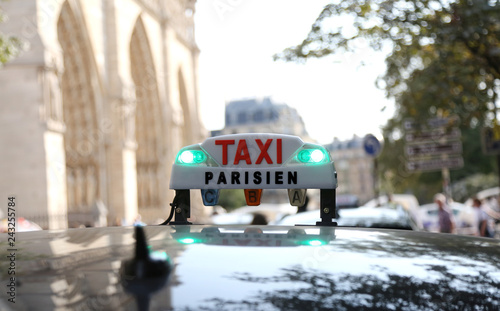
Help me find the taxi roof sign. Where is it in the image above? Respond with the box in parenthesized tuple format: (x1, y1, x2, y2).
(166, 133, 338, 227)
(170, 133, 337, 190)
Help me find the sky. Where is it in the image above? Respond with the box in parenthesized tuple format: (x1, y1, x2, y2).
(194, 0, 395, 144)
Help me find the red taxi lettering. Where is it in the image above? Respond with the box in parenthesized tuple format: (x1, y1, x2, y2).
(234, 140, 251, 165)
(277, 139, 282, 163)
(215, 138, 283, 165)
(215, 139, 235, 165)
(255, 139, 273, 164)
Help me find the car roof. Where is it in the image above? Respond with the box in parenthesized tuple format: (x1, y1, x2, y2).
(419, 201, 467, 210)
(365, 194, 420, 211)
(276, 205, 417, 228)
(11, 225, 500, 310)
(212, 203, 297, 225)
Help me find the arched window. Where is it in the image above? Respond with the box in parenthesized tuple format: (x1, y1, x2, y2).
(130, 17, 162, 210)
(58, 1, 100, 213)
(178, 69, 192, 146)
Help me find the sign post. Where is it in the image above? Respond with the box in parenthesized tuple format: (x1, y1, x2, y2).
(404, 117, 463, 199)
(481, 124, 500, 191)
(363, 134, 382, 157)
(363, 134, 382, 203)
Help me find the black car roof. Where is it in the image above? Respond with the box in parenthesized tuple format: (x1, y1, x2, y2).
(5, 225, 500, 310)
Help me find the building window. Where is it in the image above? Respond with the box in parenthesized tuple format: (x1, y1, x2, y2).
(253, 110, 264, 122)
(237, 111, 248, 124)
(270, 109, 279, 121)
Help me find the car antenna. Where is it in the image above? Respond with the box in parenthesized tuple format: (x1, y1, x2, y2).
(120, 226, 172, 310)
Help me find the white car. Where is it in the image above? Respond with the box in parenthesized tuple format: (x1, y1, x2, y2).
(275, 204, 418, 230)
(364, 194, 422, 228)
(211, 203, 297, 225)
(0, 217, 43, 232)
(418, 202, 475, 234)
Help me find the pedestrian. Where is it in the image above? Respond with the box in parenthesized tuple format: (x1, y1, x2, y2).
(434, 193, 455, 234)
(250, 213, 268, 225)
(133, 214, 146, 226)
(472, 198, 493, 238)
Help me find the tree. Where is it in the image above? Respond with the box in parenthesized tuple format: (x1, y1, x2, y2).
(275, 0, 500, 201)
(217, 189, 247, 211)
(0, 4, 22, 64)
(275, 0, 499, 113)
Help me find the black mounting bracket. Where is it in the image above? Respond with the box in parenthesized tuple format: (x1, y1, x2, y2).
(315, 188, 338, 227)
(169, 189, 192, 225)
(164, 188, 337, 226)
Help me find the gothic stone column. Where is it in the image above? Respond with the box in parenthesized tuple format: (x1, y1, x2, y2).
(0, 0, 68, 229)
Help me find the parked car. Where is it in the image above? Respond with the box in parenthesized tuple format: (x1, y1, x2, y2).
(0, 217, 42, 233)
(418, 202, 476, 234)
(364, 194, 422, 228)
(211, 203, 297, 225)
(275, 203, 419, 230)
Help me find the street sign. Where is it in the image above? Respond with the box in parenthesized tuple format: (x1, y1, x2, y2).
(405, 128, 461, 143)
(405, 141, 462, 157)
(404, 116, 459, 132)
(482, 127, 500, 155)
(363, 134, 382, 157)
(404, 116, 463, 173)
(406, 157, 464, 172)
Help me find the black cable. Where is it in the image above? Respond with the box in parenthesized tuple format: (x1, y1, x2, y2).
(159, 202, 176, 225)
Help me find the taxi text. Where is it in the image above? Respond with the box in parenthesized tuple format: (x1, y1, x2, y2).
(215, 138, 282, 165)
(205, 171, 298, 185)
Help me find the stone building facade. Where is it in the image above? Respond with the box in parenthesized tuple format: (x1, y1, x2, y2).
(0, 0, 205, 229)
(325, 136, 376, 205)
(216, 97, 312, 142)
(213, 97, 314, 204)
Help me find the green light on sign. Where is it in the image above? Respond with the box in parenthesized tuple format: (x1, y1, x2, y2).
(178, 150, 207, 164)
(178, 237, 196, 244)
(295, 239, 327, 246)
(298, 149, 326, 163)
(306, 239, 325, 246)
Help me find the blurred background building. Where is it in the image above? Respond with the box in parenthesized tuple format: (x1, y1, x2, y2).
(325, 136, 376, 205)
(213, 97, 312, 142)
(212, 97, 314, 204)
(211, 98, 376, 206)
(0, 0, 206, 229)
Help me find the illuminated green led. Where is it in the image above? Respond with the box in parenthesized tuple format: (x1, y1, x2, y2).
(150, 251, 169, 261)
(306, 239, 325, 246)
(178, 237, 196, 244)
(295, 239, 327, 246)
(310, 150, 325, 162)
(298, 149, 327, 163)
(178, 150, 207, 164)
